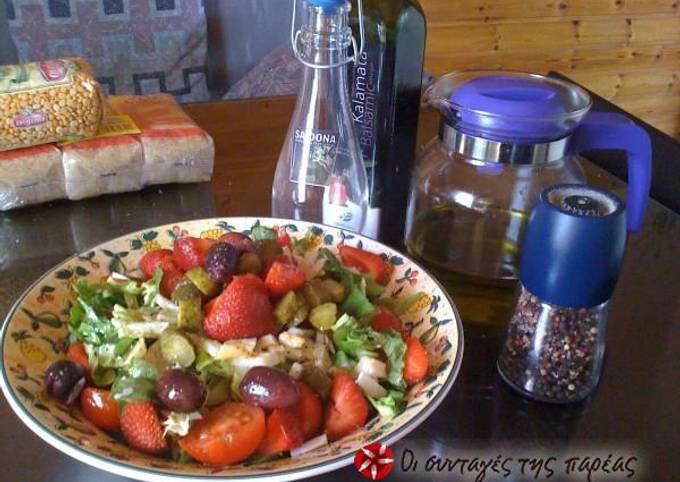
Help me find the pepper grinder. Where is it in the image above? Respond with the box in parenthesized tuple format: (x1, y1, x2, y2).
(498, 184, 632, 403)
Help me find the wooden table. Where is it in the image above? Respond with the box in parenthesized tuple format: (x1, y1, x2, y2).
(0, 96, 678, 482)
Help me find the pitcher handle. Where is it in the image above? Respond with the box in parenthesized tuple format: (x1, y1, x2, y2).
(569, 111, 651, 232)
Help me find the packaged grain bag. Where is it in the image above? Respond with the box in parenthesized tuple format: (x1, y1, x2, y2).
(0, 144, 66, 211)
(108, 94, 214, 185)
(62, 136, 143, 201)
(0, 58, 103, 151)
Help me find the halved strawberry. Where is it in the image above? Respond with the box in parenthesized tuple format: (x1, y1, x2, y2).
(275, 228, 292, 249)
(264, 260, 306, 297)
(172, 237, 216, 271)
(296, 382, 323, 440)
(338, 245, 390, 285)
(371, 306, 403, 336)
(159, 266, 184, 299)
(403, 336, 428, 385)
(324, 371, 368, 441)
(203, 274, 279, 341)
(66, 341, 90, 374)
(258, 407, 305, 455)
(139, 249, 173, 280)
(120, 401, 168, 454)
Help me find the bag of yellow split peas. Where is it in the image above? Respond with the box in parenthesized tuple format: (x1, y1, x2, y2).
(0, 58, 104, 152)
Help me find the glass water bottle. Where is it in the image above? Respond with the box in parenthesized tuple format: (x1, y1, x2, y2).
(272, 0, 368, 233)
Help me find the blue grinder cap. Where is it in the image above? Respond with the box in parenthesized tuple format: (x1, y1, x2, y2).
(520, 184, 627, 308)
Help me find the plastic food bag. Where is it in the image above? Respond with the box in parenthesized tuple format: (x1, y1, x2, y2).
(108, 94, 214, 185)
(0, 58, 104, 151)
(0, 144, 66, 210)
(62, 136, 143, 201)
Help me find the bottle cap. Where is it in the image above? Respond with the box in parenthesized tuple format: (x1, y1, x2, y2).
(520, 184, 627, 308)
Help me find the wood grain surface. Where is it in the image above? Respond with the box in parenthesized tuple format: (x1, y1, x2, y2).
(419, 0, 680, 139)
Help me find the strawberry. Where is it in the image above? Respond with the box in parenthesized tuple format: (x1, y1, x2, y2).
(264, 260, 306, 297)
(172, 237, 215, 271)
(159, 266, 184, 299)
(403, 336, 428, 385)
(296, 382, 323, 440)
(139, 249, 173, 280)
(338, 245, 390, 285)
(275, 228, 292, 249)
(203, 274, 279, 342)
(120, 401, 168, 454)
(371, 306, 403, 336)
(257, 407, 305, 455)
(66, 341, 90, 374)
(324, 371, 369, 441)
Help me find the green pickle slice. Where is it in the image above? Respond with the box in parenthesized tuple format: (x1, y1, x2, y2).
(172, 278, 204, 330)
(309, 302, 337, 330)
(185, 267, 221, 298)
(160, 333, 196, 368)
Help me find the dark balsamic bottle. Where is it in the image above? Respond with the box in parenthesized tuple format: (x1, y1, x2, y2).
(348, 0, 426, 246)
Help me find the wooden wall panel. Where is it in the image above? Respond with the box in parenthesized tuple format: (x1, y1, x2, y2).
(420, 0, 680, 139)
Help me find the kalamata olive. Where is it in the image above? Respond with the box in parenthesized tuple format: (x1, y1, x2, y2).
(239, 366, 300, 409)
(218, 232, 256, 254)
(205, 242, 240, 284)
(156, 368, 206, 412)
(45, 360, 87, 405)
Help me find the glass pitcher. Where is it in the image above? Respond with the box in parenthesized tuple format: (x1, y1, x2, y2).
(405, 70, 651, 327)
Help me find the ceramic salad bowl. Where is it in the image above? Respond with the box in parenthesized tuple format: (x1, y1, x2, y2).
(0, 217, 463, 481)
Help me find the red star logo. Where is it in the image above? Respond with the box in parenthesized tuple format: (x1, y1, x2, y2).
(354, 443, 395, 480)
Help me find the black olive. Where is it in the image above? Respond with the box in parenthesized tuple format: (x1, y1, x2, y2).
(45, 360, 87, 405)
(156, 369, 206, 412)
(204, 242, 240, 284)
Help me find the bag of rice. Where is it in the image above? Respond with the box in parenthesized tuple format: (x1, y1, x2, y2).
(0, 144, 66, 211)
(0, 58, 104, 151)
(62, 136, 143, 201)
(108, 94, 214, 185)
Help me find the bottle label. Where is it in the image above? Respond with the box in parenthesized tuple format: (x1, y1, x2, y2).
(350, 44, 383, 237)
(323, 186, 364, 232)
(290, 127, 339, 187)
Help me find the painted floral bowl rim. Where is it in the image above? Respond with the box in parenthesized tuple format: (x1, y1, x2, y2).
(0, 217, 464, 482)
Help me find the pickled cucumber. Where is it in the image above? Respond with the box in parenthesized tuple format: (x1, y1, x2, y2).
(238, 251, 262, 275)
(274, 291, 299, 325)
(321, 279, 346, 303)
(185, 267, 221, 297)
(159, 333, 195, 368)
(301, 280, 324, 308)
(172, 278, 203, 330)
(309, 303, 337, 330)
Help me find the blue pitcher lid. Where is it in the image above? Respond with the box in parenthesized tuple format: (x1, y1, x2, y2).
(427, 70, 592, 143)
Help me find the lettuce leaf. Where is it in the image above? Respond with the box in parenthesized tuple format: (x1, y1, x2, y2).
(333, 350, 356, 370)
(340, 285, 376, 318)
(74, 298, 118, 346)
(382, 330, 407, 390)
(369, 389, 406, 418)
(331, 314, 382, 358)
(110, 358, 159, 405)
